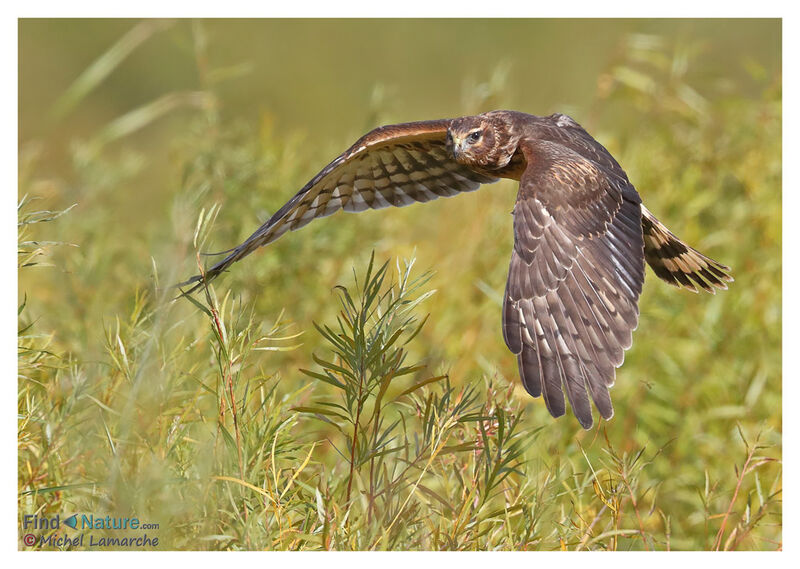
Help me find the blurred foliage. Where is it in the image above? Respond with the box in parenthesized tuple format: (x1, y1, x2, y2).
(18, 19, 780, 550)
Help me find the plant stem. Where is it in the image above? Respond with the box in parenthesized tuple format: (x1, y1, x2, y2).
(714, 444, 756, 550)
(346, 370, 365, 504)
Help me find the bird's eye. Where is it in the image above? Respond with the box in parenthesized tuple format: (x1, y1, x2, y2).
(467, 130, 482, 143)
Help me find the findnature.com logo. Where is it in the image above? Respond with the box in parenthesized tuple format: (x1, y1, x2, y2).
(21, 514, 160, 549)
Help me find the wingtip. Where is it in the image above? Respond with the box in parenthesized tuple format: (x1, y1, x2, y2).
(199, 246, 237, 257)
(170, 274, 207, 300)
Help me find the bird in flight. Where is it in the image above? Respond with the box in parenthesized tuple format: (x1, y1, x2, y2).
(179, 110, 732, 429)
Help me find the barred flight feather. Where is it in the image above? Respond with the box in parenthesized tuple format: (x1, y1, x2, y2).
(177, 120, 497, 294)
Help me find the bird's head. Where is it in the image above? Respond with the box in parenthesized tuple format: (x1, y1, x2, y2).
(446, 111, 519, 170)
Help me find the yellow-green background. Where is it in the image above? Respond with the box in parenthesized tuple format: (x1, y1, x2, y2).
(19, 19, 781, 550)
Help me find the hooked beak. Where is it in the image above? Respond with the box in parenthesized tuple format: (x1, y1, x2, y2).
(446, 130, 464, 159)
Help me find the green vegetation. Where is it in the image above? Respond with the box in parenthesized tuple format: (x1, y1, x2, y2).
(18, 20, 780, 550)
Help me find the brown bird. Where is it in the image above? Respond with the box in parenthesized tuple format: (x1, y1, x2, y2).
(179, 110, 732, 429)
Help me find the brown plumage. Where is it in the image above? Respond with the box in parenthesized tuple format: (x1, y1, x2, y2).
(178, 110, 733, 429)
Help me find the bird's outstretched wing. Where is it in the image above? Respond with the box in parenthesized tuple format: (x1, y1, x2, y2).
(502, 139, 645, 429)
(178, 119, 498, 294)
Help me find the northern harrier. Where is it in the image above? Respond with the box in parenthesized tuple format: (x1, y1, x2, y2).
(179, 110, 732, 429)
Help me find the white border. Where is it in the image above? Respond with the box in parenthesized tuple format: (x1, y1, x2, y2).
(7, 4, 791, 564)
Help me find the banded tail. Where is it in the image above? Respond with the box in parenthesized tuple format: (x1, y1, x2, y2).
(641, 205, 733, 293)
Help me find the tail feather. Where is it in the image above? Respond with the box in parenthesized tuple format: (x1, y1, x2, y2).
(641, 205, 733, 294)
